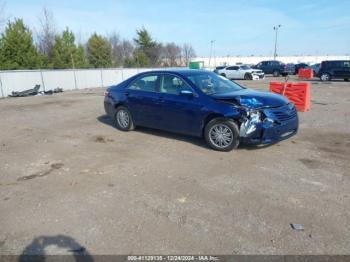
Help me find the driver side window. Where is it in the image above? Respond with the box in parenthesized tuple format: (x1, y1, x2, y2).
(160, 74, 192, 95)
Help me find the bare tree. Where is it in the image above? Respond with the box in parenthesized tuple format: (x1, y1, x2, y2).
(109, 31, 135, 67)
(0, 1, 7, 29)
(37, 7, 56, 59)
(163, 42, 182, 67)
(109, 31, 120, 66)
(120, 40, 135, 62)
(182, 43, 196, 66)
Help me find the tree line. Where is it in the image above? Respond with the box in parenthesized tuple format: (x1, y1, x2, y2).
(0, 8, 196, 70)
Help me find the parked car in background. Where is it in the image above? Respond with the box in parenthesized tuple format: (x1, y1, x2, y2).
(215, 65, 265, 80)
(213, 66, 227, 74)
(104, 69, 298, 151)
(317, 60, 350, 81)
(253, 60, 294, 77)
(308, 63, 320, 75)
(294, 63, 309, 75)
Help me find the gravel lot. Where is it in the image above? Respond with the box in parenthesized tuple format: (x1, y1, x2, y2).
(0, 75, 349, 255)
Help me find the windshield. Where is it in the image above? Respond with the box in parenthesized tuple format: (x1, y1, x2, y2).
(185, 71, 244, 95)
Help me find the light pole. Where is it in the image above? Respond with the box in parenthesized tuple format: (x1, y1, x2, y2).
(273, 25, 281, 60)
(208, 40, 215, 68)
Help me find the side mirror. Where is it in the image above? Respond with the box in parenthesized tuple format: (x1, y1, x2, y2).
(180, 89, 194, 96)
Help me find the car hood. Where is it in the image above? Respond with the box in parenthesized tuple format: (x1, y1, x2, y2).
(211, 89, 289, 109)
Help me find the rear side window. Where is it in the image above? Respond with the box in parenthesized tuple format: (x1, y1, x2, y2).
(226, 66, 239, 70)
(128, 75, 159, 92)
(324, 61, 350, 68)
(271, 61, 281, 66)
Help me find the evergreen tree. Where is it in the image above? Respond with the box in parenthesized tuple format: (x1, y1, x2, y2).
(51, 28, 86, 69)
(0, 19, 41, 70)
(86, 33, 112, 68)
(133, 27, 162, 67)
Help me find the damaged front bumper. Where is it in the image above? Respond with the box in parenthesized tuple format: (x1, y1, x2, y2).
(239, 104, 298, 145)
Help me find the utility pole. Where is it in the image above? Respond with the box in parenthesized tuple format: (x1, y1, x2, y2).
(208, 40, 215, 68)
(273, 25, 281, 60)
(71, 53, 78, 89)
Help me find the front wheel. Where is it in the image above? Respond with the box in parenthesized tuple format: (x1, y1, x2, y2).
(320, 73, 331, 81)
(114, 106, 135, 131)
(244, 73, 253, 80)
(344, 78, 349, 82)
(204, 119, 239, 151)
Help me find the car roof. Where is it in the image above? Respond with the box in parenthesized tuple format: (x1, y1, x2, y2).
(137, 69, 211, 77)
(322, 60, 350, 62)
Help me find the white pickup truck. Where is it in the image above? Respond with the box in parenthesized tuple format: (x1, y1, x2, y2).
(214, 65, 265, 80)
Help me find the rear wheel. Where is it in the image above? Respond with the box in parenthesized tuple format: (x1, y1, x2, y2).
(344, 78, 349, 82)
(320, 73, 331, 81)
(273, 70, 280, 77)
(204, 119, 239, 152)
(114, 106, 135, 131)
(220, 73, 226, 78)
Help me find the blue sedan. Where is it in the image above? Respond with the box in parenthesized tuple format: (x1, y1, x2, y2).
(104, 69, 298, 151)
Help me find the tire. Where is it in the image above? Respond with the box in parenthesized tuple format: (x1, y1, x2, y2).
(320, 73, 331, 82)
(344, 78, 349, 82)
(220, 73, 226, 78)
(204, 118, 239, 152)
(244, 73, 253, 80)
(114, 106, 135, 131)
(273, 70, 280, 77)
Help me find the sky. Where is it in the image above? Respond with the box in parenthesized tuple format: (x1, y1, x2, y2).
(3, 0, 350, 57)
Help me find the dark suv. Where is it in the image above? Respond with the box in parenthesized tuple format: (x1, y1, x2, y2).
(317, 60, 350, 81)
(253, 60, 294, 77)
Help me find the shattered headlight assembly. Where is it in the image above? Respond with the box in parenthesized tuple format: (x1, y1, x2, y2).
(240, 110, 262, 137)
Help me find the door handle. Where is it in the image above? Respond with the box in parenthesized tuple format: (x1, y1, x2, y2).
(124, 91, 129, 97)
(158, 96, 165, 102)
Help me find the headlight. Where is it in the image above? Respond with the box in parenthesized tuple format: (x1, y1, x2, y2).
(240, 110, 262, 137)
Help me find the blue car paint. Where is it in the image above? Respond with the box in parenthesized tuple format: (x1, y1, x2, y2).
(104, 69, 298, 145)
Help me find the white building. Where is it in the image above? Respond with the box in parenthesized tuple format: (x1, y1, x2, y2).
(192, 55, 350, 69)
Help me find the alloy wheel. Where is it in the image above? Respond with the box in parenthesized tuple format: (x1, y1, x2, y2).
(321, 73, 330, 81)
(117, 109, 130, 129)
(209, 124, 233, 148)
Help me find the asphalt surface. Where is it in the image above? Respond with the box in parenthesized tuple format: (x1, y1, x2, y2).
(0, 75, 349, 255)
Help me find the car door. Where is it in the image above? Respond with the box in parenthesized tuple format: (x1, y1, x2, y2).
(236, 66, 245, 79)
(157, 74, 203, 136)
(225, 66, 239, 79)
(259, 61, 269, 73)
(125, 74, 162, 128)
(344, 61, 350, 78)
(333, 61, 350, 78)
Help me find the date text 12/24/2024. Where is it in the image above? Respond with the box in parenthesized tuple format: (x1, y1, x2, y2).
(127, 256, 220, 261)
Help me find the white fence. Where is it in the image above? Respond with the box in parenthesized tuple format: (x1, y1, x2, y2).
(0, 68, 166, 98)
